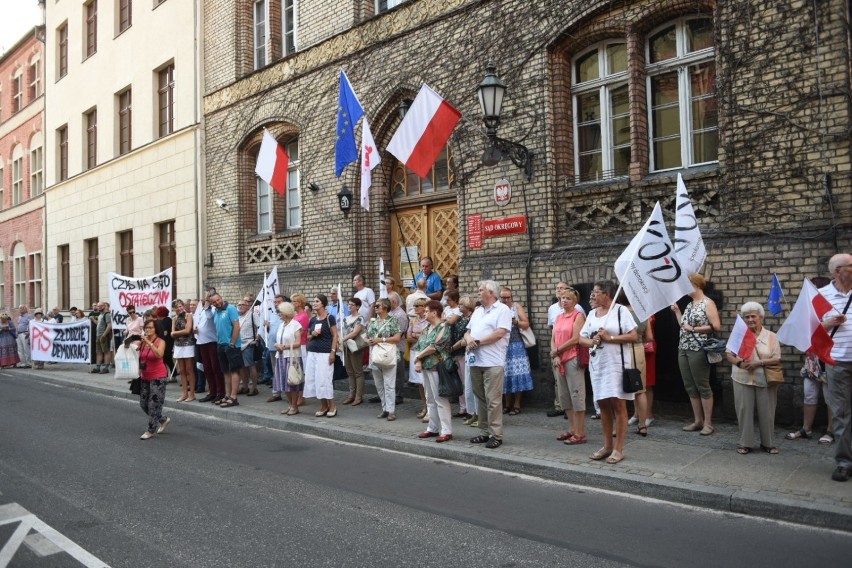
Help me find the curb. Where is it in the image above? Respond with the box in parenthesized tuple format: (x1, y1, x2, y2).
(28, 372, 852, 532)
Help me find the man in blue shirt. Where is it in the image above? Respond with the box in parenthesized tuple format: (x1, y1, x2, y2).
(211, 293, 242, 407)
(411, 256, 443, 301)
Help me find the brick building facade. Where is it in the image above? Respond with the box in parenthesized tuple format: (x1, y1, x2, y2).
(0, 32, 45, 314)
(202, 0, 852, 421)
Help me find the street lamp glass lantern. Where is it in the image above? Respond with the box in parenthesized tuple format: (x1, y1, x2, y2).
(477, 61, 506, 128)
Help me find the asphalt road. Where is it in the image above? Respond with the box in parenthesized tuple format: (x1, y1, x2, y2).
(1, 374, 850, 568)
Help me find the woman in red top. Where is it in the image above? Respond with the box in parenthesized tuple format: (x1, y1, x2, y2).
(139, 321, 171, 440)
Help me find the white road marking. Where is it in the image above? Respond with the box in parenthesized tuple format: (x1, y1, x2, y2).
(0, 503, 110, 567)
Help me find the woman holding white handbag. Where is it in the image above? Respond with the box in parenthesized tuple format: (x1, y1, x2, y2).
(274, 302, 303, 415)
(341, 297, 368, 406)
(367, 299, 402, 421)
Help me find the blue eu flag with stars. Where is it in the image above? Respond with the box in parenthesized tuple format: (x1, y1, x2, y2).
(767, 274, 784, 316)
(335, 70, 364, 177)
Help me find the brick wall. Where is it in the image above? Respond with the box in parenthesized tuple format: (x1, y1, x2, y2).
(202, 0, 852, 419)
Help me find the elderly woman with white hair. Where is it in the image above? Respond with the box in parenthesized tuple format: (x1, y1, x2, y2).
(725, 301, 783, 455)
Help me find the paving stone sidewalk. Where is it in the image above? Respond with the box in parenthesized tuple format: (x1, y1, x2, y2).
(10, 364, 852, 531)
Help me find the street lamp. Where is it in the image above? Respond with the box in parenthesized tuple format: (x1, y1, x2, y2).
(477, 60, 533, 181)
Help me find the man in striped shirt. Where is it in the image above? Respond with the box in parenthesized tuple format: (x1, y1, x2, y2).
(820, 253, 852, 482)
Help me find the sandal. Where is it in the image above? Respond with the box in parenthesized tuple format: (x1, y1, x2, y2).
(564, 434, 587, 445)
(736, 446, 751, 455)
(785, 428, 812, 440)
(247, 389, 259, 396)
(220, 398, 239, 407)
(590, 447, 613, 461)
(818, 432, 834, 445)
(699, 425, 715, 436)
(557, 431, 574, 441)
(508, 408, 521, 416)
(682, 422, 703, 432)
(636, 427, 648, 437)
(605, 450, 624, 464)
(760, 444, 779, 455)
(470, 435, 491, 444)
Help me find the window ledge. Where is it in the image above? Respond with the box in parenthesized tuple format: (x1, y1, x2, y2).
(642, 164, 720, 186)
(275, 228, 302, 238)
(247, 232, 274, 243)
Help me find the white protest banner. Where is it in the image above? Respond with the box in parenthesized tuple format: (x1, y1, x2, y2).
(29, 320, 91, 363)
(614, 202, 694, 322)
(672, 173, 707, 275)
(252, 268, 280, 343)
(108, 268, 173, 329)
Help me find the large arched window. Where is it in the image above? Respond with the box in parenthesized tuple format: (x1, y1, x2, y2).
(572, 41, 629, 183)
(13, 242, 26, 307)
(646, 17, 717, 171)
(390, 146, 452, 198)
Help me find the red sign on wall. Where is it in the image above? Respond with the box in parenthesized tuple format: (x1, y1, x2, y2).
(467, 214, 483, 249)
(484, 215, 527, 237)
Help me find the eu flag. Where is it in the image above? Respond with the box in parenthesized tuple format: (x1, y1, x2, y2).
(767, 274, 784, 316)
(335, 70, 364, 177)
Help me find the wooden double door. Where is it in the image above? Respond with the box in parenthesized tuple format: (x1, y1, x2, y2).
(390, 202, 458, 295)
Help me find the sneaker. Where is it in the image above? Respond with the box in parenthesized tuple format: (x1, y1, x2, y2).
(628, 416, 639, 426)
(463, 414, 477, 425)
(377, 411, 389, 419)
(546, 408, 563, 417)
(156, 417, 171, 434)
(469, 418, 479, 428)
(99, 367, 110, 374)
(387, 413, 396, 421)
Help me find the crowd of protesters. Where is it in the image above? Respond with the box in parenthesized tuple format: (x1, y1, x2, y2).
(7, 252, 850, 482)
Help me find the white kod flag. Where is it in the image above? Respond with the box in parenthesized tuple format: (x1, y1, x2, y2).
(360, 117, 380, 211)
(615, 202, 695, 322)
(672, 173, 706, 275)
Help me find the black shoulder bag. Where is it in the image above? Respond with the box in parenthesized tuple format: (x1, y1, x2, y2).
(618, 306, 643, 394)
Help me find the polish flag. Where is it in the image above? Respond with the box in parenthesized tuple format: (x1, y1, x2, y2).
(360, 117, 380, 211)
(387, 84, 461, 179)
(726, 315, 757, 359)
(255, 130, 289, 196)
(777, 279, 836, 365)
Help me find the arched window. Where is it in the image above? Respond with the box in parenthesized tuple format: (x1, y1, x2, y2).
(390, 146, 452, 198)
(646, 17, 717, 171)
(13, 242, 26, 307)
(572, 41, 630, 183)
(11, 145, 24, 205)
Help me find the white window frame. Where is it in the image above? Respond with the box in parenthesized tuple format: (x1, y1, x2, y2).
(253, 0, 268, 69)
(13, 243, 26, 307)
(256, 177, 272, 234)
(11, 155, 23, 205)
(285, 138, 300, 229)
(12, 72, 23, 113)
(29, 58, 41, 99)
(282, 0, 298, 56)
(571, 41, 629, 184)
(30, 147, 43, 196)
(29, 253, 42, 309)
(645, 17, 717, 172)
(376, 0, 404, 13)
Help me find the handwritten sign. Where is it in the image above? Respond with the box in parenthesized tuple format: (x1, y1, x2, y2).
(484, 215, 527, 237)
(108, 268, 173, 329)
(29, 320, 92, 363)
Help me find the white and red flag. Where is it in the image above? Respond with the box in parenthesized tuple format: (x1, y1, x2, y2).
(386, 84, 461, 179)
(777, 279, 836, 364)
(255, 130, 289, 196)
(360, 117, 380, 211)
(614, 202, 695, 322)
(726, 315, 757, 359)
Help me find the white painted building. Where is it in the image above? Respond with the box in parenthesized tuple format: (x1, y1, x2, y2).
(43, 0, 203, 308)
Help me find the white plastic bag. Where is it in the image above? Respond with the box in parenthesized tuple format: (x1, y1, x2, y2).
(114, 344, 140, 379)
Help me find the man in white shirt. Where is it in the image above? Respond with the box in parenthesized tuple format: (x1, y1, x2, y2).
(352, 274, 375, 322)
(465, 280, 512, 449)
(821, 253, 852, 482)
